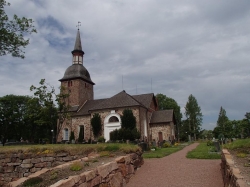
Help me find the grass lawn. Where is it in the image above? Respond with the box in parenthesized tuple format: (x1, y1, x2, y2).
(0, 143, 140, 154)
(186, 142, 221, 159)
(223, 138, 250, 150)
(143, 145, 185, 158)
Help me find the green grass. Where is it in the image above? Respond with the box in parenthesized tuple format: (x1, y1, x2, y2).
(223, 139, 250, 150)
(0, 143, 140, 155)
(186, 143, 221, 159)
(143, 145, 184, 158)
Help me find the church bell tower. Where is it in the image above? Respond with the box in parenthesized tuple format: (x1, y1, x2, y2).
(59, 27, 95, 107)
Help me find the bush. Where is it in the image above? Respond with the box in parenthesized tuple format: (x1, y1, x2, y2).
(162, 142, 171, 148)
(69, 131, 75, 141)
(97, 136, 106, 143)
(91, 113, 102, 138)
(70, 161, 83, 171)
(207, 140, 213, 146)
(110, 128, 141, 141)
(78, 128, 84, 143)
(23, 177, 43, 186)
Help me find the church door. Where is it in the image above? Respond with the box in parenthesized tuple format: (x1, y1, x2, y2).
(158, 132, 163, 142)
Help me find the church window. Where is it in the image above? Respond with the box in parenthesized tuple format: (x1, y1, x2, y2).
(68, 81, 73, 87)
(64, 128, 69, 140)
(108, 116, 119, 123)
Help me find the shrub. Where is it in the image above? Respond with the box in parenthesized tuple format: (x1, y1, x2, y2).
(69, 131, 75, 141)
(99, 151, 110, 157)
(207, 140, 213, 146)
(91, 113, 102, 138)
(121, 109, 136, 129)
(23, 177, 43, 186)
(50, 170, 58, 180)
(162, 142, 171, 148)
(70, 161, 83, 171)
(98, 136, 106, 143)
(237, 152, 247, 158)
(110, 128, 141, 141)
(78, 127, 84, 143)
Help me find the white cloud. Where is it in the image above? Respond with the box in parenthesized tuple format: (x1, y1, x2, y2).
(2, 0, 250, 130)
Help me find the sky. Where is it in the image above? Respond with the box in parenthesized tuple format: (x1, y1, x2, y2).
(1, 0, 250, 130)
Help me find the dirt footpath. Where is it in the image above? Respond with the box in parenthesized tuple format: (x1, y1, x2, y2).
(127, 143, 223, 187)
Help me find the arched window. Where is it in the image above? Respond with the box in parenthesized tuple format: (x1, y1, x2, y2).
(64, 128, 69, 140)
(108, 116, 119, 123)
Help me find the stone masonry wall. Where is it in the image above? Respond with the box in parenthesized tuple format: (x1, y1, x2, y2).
(221, 149, 247, 187)
(150, 123, 171, 142)
(0, 151, 86, 184)
(58, 107, 149, 142)
(8, 151, 144, 187)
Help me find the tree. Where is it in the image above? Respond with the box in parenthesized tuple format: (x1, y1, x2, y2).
(91, 113, 102, 139)
(184, 94, 203, 141)
(0, 95, 31, 141)
(0, 0, 37, 58)
(156, 93, 182, 140)
(30, 79, 70, 142)
(121, 109, 136, 130)
(217, 106, 229, 130)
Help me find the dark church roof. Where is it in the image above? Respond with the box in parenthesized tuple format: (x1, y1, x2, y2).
(75, 91, 154, 116)
(150, 110, 174, 124)
(132, 93, 155, 109)
(89, 90, 146, 111)
(59, 64, 94, 84)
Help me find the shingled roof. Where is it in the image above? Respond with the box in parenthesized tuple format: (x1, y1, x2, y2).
(132, 93, 155, 109)
(150, 110, 174, 124)
(74, 99, 107, 116)
(89, 90, 145, 111)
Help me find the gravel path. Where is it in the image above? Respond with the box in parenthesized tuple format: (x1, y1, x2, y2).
(127, 143, 223, 187)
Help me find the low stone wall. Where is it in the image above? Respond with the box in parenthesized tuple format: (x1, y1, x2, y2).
(8, 152, 144, 187)
(221, 149, 247, 187)
(0, 151, 88, 185)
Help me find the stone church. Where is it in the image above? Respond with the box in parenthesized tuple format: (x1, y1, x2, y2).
(57, 29, 176, 143)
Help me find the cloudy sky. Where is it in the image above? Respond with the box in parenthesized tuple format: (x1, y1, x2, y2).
(1, 0, 250, 130)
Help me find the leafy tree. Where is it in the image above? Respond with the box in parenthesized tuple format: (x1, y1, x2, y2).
(121, 109, 136, 130)
(91, 113, 102, 138)
(156, 93, 182, 140)
(30, 79, 70, 142)
(179, 119, 190, 141)
(0, 95, 31, 141)
(0, 0, 37, 58)
(184, 94, 203, 141)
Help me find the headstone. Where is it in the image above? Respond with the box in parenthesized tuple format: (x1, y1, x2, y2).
(213, 142, 221, 152)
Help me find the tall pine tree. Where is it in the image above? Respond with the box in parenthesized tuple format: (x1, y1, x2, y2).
(184, 94, 203, 141)
(217, 106, 229, 130)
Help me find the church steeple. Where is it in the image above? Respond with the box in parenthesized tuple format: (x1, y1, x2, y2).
(71, 26, 84, 65)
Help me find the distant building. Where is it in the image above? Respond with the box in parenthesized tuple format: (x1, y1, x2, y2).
(57, 29, 176, 143)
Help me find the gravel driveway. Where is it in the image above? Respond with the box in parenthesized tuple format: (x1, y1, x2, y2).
(127, 143, 223, 187)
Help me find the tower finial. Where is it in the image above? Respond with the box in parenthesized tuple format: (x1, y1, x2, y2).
(76, 21, 81, 30)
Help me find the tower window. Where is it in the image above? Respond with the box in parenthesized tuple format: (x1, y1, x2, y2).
(68, 81, 73, 87)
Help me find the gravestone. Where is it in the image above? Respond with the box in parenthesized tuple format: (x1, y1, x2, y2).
(213, 142, 221, 152)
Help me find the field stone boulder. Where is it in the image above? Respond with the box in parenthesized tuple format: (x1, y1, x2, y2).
(109, 172, 123, 187)
(20, 164, 33, 169)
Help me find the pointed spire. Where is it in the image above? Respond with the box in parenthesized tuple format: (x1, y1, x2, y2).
(74, 29, 82, 51)
(71, 24, 84, 65)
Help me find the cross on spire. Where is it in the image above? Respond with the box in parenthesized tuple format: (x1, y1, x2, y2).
(76, 21, 81, 30)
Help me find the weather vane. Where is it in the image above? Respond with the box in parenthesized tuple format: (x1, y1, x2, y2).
(76, 21, 81, 30)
